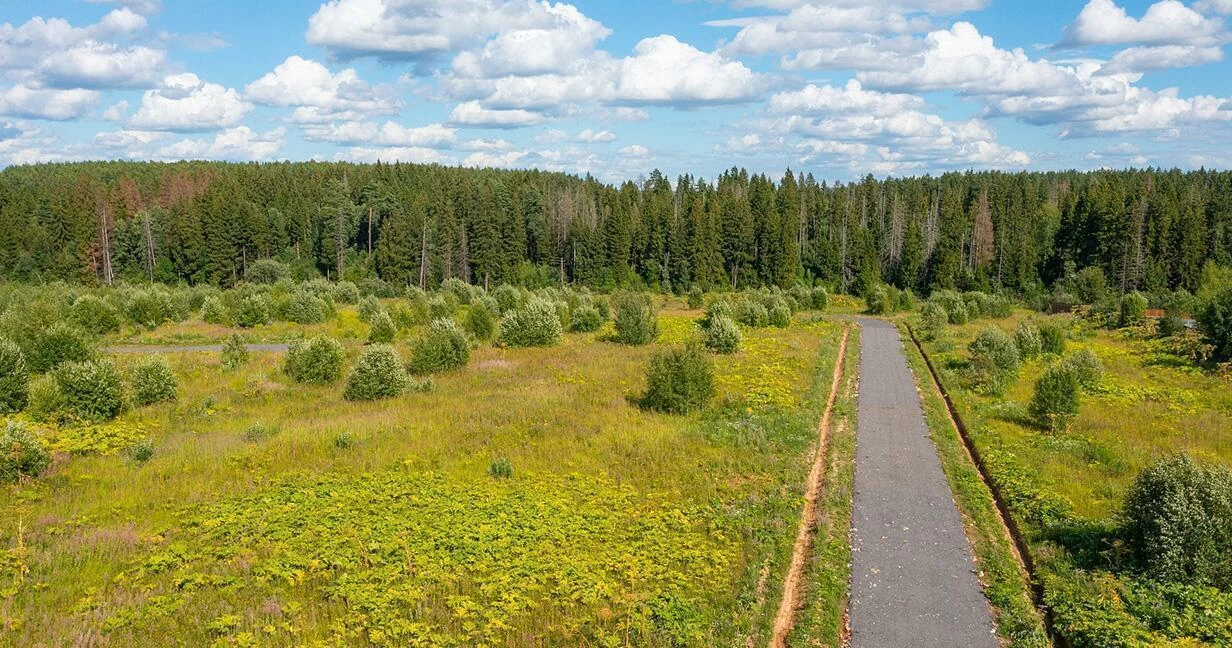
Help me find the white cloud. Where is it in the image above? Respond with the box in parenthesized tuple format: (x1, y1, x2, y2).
(130, 73, 252, 131)
(714, 5, 930, 58)
(460, 138, 511, 151)
(618, 144, 649, 157)
(1099, 45, 1223, 74)
(1060, 0, 1227, 47)
(536, 129, 567, 144)
(85, 0, 162, 16)
(450, 3, 610, 78)
(1197, 0, 1232, 14)
(769, 80, 925, 118)
(302, 121, 456, 147)
(0, 10, 163, 90)
(342, 145, 450, 164)
(245, 56, 401, 122)
(157, 126, 285, 161)
(462, 150, 528, 168)
(576, 128, 616, 142)
(0, 85, 98, 120)
(615, 36, 764, 104)
(40, 42, 165, 89)
(449, 100, 546, 127)
(102, 100, 129, 121)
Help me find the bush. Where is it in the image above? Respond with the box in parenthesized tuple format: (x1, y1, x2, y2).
(357, 295, 382, 323)
(638, 344, 715, 414)
(702, 299, 734, 329)
(769, 303, 791, 328)
(333, 432, 355, 449)
(499, 298, 563, 348)
(71, 295, 121, 334)
(409, 318, 470, 374)
(1197, 284, 1232, 360)
(734, 299, 769, 327)
(201, 296, 230, 325)
(125, 289, 176, 329)
(221, 334, 249, 371)
(570, 305, 604, 333)
(896, 288, 918, 312)
(788, 285, 811, 310)
(243, 422, 278, 442)
(703, 315, 741, 354)
(492, 284, 522, 314)
(1030, 364, 1080, 432)
(1014, 321, 1043, 359)
(0, 338, 29, 413)
(278, 291, 330, 324)
(930, 290, 964, 323)
(865, 285, 890, 314)
(367, 310, 396, 344)
(1061, 348, 1103, 389)
(233, 294, 272, 328)
(333, 281, 360, 305)
(1122, 454, 1232, 589)
(344, 344, 411, 401)
(129, 356, 177, 406)
(812, 286, 829, 311)
(1039, 322, 1067, 355)
(27, 323, 93, 373)
(687, 286, 704, 309)
(441, 278, 473, 305)
(283, 336, 345, 384)
(246, 259, 291, 285)
(466, 302, 497, 340)
(427, 294, 455, 320)
(54, 359, 125, 422)
(1119, 291, 1149, 328)
(613, 293, 658, 345)
(919, 302, 947, 341)
(1073, 266, 1109, 304)
(968, 326, 1020, 393)
(489, 457, 514, 479)
(127, 439, 154, 463)
(0, 421, 50, 482)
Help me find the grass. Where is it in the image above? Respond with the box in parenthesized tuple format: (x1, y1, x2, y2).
(1, 303, 848, 645)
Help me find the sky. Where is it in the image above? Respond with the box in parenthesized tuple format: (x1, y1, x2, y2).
(1, 0, 1231, 183)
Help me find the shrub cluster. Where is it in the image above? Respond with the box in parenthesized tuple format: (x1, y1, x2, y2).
(703, 315, 741, 354)
(277, 291, 330, 324)
(1014, 321, 1043, 359)
(734, 299, 769, 327)
(0, 337, 29, 413)
(1029, 363, 1079, 432)
(967, 326, 1020, 394)
(54, 358, 125, 422)
(27, 322, 93, 373)
(499, 298, 562, 347)
(409, 318, 470, 374)
(284, 336, 345, 384)
(344, 344, 411, 401)
(466, 302, 498, 340)
(638, 343, 715, 414)
(246, 259, 291, 285)
(221, 334, 249, 371)
(367, 310, 397, 344)
(233, 294, 272, 328)
(129, 355, 178, 406)
(1039, 322, 1067, 355)
(0, 421, 51, 482)
(687, 286, 704, 309)
(613, 293, 659, 345)
(71, 295, 121, 335)
(1061, 348, 1103, 389)
(569, 305, 604, 332)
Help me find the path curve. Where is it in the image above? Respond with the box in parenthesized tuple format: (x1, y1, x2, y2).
(105, 343, 290, 354)
(848, 318, 996, 647)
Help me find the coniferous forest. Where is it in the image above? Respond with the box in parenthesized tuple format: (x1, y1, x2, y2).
(3, 161, 1230, 297)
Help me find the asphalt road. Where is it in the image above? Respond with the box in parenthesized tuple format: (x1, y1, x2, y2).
(848, 318, 997, 647)
(105, 343, 290, 353)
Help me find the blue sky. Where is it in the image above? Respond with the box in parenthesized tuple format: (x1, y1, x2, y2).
(2, 0, 1231, 183)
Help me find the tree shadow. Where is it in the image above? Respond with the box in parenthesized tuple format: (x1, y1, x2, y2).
(1038, 518, 1128, 573)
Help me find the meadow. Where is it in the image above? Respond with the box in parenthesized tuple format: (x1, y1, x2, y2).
(0, 282, 850, 646)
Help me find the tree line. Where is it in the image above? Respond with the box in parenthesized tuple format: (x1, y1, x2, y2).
(1, 160, 1230, 297)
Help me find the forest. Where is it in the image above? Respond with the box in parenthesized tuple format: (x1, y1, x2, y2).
(2, 161, 1230, 298)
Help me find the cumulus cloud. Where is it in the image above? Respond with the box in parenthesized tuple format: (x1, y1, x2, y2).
(615, 36, 764, 105)
(1060, 0, 1228, 47)
(576, 128, 615, 143)
(40, 43, 165, 89)
(450, 3, 610, 78)
(130, 73, 252, 131)
(157, 126, 285, 161)
(0, 10, 165, 90)
(449, 100, 546, 127)
(1098, 45, 1223, 74)
(302, 121, 456, 147)
(246, 56, 401, 122)
(0, 85, 98, 120)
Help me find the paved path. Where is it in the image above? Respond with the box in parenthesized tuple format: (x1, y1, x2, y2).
(105, 343, 290, 354)
(848, 318, 996, 648)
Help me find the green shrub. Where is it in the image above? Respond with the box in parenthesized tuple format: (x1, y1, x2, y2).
(968, 326, 1020, 393)
(333, 432, 355, 449)
(702, 299, 734, 329)
(367, 310, 396, 344)
(1073, 266, 1109, 304)
(201, 296, 230, 325)
(613, 293, 658, 345)
(344, 344, 411, 401)
(489, 456, 514, 479)
(125, 289, 175, 329)
(278, 291, 330, 324)
(409, 319, 470, 374)
(27, 323, 93, 373)
(388, 301, 421, 330)
(466, 302, 497, 340)
(246, 259, 291, 285)
(492, 284, 521, 314)
(54, 359, 124, 422)
(1030, 364, 1080, 432)
(1039, 322, 1067, 355)
(333, 281, 360, 305)
(357, 295, 382, 323)
(1061, 348, 1103, 389)
(0, 421, 50, 482)
(812, 286, 829, 311)
(896, 288, 918, 312)
(569, 305, 604, 333)
(129, 356, 177, 406)
(1122, 454, 1232, 589)
(25, 375, 64, 423)
(243, 422, 278, 442)
(221, 334, 249, 371)
(734, 299, 769, 327)
(638, 344, 715, 415)
(1198, 284, 1232, 360)
(1014, 321, 1043, 359)
(427, 294, 455, 320)
(687, 286, 704, 309)
(71, 295, 121, 334)
(126, 439, 154, 463)
(788, 285, 811, 310)
(703, 315, 741, 354)
(919, 302, 947, 341)
(0, 337, 29, 413)
(233, 294, 272, 328)
(769, 303, 791, 328)
(441, 278, 473, 305)
(284, 336, 345, 384)
(499, 298, 563, 347)
(1119, 291, 1149, 328)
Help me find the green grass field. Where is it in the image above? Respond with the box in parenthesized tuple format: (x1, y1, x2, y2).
(1, 304, 848, 646)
